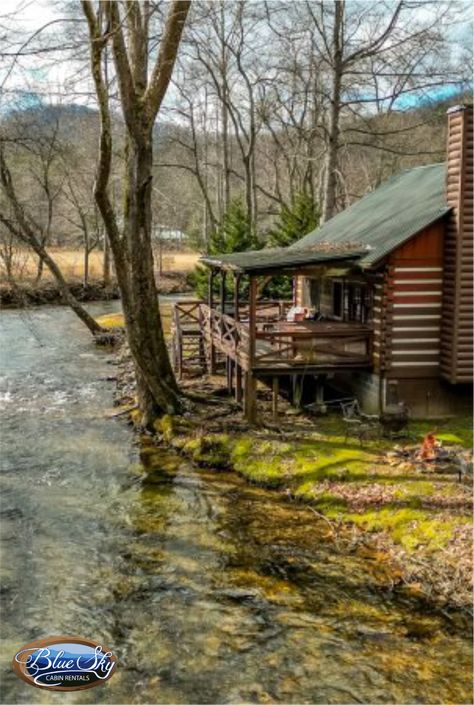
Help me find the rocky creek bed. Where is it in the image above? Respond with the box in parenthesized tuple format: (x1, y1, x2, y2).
(1, 304, 472, 703)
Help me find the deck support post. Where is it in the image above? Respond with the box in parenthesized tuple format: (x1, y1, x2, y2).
(272, 376, 279, 421)
(244, 372, 257, 423)
(208, 269, 216, 374)
(227, 357, 234, 395)
(235, 364, 243, 404)
(220, 271, 226, 314)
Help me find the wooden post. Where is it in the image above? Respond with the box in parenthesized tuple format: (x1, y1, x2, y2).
(245, 276, 258, 423)
(314, 377, 327, 414)
(234, 273, 241, 321)
(244, 372, 257, 422)
(208, 269, 216, 374)
(272, 376, 279, 421)
(220, 271, 226, 314)
(235, 364, 242, 403)
(227, 357, 234, 395)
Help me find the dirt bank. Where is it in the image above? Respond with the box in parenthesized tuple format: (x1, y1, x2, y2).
(0, 271, 191, 308)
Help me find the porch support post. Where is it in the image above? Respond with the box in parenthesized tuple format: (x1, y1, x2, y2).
(234, 273, 241, 321)
(244, 372, 257, 422)
(245, 275, 258, 423)
(208, 268, 216, 374)
(220, 270, 227, 314)
(272, 376, 279, 421)
(227, 357, 234, 395)
(233, 273, 243, 405)
(235, 364, 242, 404)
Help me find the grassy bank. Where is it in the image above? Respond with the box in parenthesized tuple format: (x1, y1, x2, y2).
(147, 396, 472, 608)
(103, 306, 472, 608)
(156, 411, 471, 551)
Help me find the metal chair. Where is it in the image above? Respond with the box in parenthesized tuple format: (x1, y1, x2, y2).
(340, 399, 380, 445)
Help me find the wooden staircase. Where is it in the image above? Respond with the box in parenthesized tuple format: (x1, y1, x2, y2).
(171, 300, 207, 378)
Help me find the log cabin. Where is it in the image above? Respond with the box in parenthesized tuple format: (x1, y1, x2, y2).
(174, 104, 472, 421)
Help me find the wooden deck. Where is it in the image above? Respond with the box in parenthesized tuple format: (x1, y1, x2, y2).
(172, 300, 373, 376)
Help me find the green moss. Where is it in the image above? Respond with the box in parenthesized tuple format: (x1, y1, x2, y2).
(150, 411, 471, 558)
(129, 408, 143, 427)
(182, 434, 232, 469)
(95, 313, 125, 329)
(344, 506, 467, 553)
(410, 416, 473, 448)
(154, 414, 175, 441)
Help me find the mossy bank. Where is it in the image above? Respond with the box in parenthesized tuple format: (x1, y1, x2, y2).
(145, 407, 472, 610)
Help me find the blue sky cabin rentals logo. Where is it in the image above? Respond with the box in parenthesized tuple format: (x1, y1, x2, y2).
(12, 636, 117, 691)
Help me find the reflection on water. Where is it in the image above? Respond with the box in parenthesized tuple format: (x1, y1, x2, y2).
(0, 304, 472, 704)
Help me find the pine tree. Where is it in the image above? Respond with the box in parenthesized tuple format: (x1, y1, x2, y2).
(191, 198, 258, 299)
(263, 192, 320, 298)
(268, 191, 320, 247)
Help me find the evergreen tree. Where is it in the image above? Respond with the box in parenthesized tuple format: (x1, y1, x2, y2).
(191, 198, 258, 299)
(263, 192, 320, 298)
(267, 191, 320, 247)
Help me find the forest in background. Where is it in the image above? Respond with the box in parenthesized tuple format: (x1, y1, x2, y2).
(0, 1, 472, 285)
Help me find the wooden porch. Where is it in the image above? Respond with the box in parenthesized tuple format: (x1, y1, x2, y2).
(171, 298, 373, 421)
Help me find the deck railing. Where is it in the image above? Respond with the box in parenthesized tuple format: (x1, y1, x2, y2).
(172, 300, 373, 373)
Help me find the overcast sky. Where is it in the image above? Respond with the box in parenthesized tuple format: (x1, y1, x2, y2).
(1, 0, 472, 115)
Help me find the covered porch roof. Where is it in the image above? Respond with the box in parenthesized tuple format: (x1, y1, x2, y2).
(200, 246, 367, 275)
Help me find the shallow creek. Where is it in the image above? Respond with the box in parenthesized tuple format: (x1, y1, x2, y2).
(0, 304, 472, 704)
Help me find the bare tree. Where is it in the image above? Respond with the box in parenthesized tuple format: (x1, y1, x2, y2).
(294, 0, 468, 221)
(82, 0, 190, 425)
(0, 142, 103, 334)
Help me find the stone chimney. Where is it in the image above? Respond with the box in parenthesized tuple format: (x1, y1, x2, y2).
(440, 104, 473, 384)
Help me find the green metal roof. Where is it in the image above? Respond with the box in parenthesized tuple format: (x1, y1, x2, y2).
(200, 247, 366, 274)
(201, 162, 450, 274)
(293, 162, 450, 267)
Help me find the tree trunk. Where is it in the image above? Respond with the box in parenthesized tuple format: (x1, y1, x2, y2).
(24, 232, 102, 334)
(0, 148, 103, 336)
(120, 133, 181, 423)
(82, 0, 190, 426)
(102, 230, 111, 286)
(35, 254, 44, 283)
(322, 2, 344, 223)
(83, 219, 90, 286)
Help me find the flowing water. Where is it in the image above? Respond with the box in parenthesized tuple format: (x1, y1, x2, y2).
(0, 304, 472, 704)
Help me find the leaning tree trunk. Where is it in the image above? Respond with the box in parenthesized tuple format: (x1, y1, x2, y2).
(35, 254, 44, 283)
(0, 147, 103, 336)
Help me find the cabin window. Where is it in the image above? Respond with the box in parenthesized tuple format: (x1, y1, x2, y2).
(332, 281, 343, 318)
(346, 283, 369, 322)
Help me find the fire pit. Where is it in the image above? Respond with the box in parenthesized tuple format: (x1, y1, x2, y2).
(389, 433, 473, 481)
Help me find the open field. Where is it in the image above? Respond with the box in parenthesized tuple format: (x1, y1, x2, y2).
(1, 248, 200, 282)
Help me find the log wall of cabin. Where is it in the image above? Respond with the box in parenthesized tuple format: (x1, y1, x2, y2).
(440, 104, 473, 383)
(381, 221, 445, 380)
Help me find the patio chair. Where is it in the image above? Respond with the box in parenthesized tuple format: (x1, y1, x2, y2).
(340, 399, 380, 445)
